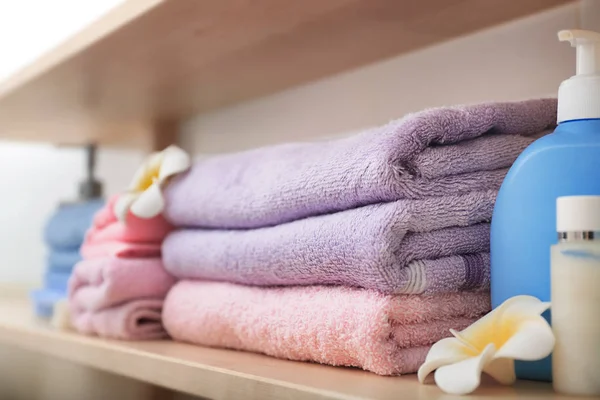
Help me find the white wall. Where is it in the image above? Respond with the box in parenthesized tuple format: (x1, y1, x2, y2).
(181, 3, 581, 153)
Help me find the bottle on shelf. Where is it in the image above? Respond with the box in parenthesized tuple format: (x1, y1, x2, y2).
(551, 196, 600, 396)
(491, 29, 600, 381)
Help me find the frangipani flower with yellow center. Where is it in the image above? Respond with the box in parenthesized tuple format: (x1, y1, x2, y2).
(114, 145, 191, 222)
(418, 295, 554, 395)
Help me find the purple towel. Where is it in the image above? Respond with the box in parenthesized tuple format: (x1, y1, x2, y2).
(165, 99, 556, 228)
(163, 192, 493, 294)
(406, 253, 490, 294)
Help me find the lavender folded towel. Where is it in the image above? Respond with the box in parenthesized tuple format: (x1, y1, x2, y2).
(165, 99, 556, 228)
(405, 253, 490, 294)
(163, 192, 493, 294)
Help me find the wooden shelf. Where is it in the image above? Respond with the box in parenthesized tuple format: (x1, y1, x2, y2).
(0, 0, 572, 147)
(0, 294, 589, 399)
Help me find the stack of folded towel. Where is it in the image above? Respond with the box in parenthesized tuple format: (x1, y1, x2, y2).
(160, 99, 557, 374)
(67, 196, 176, 340)
(32, 200, 104, 318)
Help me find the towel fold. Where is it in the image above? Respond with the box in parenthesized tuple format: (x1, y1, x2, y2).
(79, 195, 172, 259)
(44, 271, 71, 293)
(163, 192, 492, 293)
(70, 299, 168, 340)
(69, 257, 175, 312)
(164, 99, 556, 228)
(86, 195, 173, 244)
(407, 131, 547, 180)
(398, 253, 490, 294)
(45, 200, 104, 249)
(47, 250, 81, 272)
(163, 281, 490, 375)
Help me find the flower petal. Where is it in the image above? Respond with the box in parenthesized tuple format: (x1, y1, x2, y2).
(494, 319, 555, 361)
(129, 182, 164, 219)
(113, 192, 139, 223)
(450, 328, 479, 353)
(418, 337, 473, 383)
(158, 145, 191, 182)
(128, 152, 163, 191)
(455, 295, 547, 352)
(483, 357, 516, 385)
(501, 296, 551, 320)
(434, 343, 496, 395)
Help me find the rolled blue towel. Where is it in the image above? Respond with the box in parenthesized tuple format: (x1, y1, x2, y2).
(47, 250, 82, 272)
(44, 199, 104, 249)
(43, 271, 71, 293)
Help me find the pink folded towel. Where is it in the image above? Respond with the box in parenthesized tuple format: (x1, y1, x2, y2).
(71, 299, 168, 340)
(69, 257, 175, 312)
(87, 195, 173, 243)
(163, 281, 490, 375)
(70, 195, 174, 340)
(80, 195, 172, 259)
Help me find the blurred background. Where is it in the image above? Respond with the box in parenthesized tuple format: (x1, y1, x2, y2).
(0, 1, 144, 284)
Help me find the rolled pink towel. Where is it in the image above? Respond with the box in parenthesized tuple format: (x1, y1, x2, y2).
(163, 281, 490, 375)
(71, 299, 167, 340)
(80, 195, 172, 259)
(86, 195, 173, 244)
(69, 257, 176, 312)
(69, 195, 175, 340)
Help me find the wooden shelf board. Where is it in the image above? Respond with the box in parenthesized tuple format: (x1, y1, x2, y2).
(0, 0, 573, 147)
(0, 294, 588, 399)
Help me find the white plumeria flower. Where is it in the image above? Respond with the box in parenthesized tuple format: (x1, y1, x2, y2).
(418, 295, 554, 395)
(114, 145, 191, 222)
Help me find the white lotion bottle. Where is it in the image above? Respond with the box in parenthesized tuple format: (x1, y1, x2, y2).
(551, 196, 600, 395)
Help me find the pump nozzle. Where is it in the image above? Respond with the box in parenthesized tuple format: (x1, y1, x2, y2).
(558, 30, 600, 75)
(78, 143, 103, 201)
(557, 29, 600, 123)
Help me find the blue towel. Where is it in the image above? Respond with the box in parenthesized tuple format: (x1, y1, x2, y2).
(47, 250, 82, 272)
(30, 289, 65, 318)
(43, 271, 71, 293)
(44, 199, 104, 249)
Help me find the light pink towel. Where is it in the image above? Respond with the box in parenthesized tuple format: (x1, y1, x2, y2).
(71, 299, 168, 340)
(163, 281, 491, 375)
(70, 195, 174, 340)
(87, 195, 173, 243)
(80, 195, 172, 259)
(69, 257, 176, 312)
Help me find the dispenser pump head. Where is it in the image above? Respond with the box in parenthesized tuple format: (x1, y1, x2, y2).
(78, 143, 103, 201)
(559, 30, 600, 75)
(557, 29, 600, 123)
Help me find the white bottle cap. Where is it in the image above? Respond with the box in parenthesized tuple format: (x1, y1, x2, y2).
(556, 196, 600, 232)
(557, 30, 600, 123)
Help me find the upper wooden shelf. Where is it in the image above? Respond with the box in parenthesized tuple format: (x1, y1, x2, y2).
(0, 0, 572, 147)
(0, 293, 586, 399)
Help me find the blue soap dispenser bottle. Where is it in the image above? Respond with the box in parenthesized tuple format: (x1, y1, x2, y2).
(491, 29, 600, 382)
